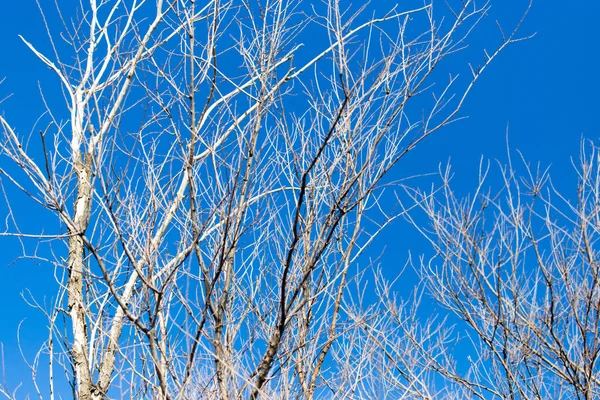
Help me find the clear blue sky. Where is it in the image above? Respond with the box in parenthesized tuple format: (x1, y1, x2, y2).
(0, 0, 597, 396)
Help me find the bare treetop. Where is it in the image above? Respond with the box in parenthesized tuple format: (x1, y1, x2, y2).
(0, 1, 532, 399)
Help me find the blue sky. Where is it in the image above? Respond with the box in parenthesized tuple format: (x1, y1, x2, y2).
(0, 0, 597, 396)
(403, 1, 596, 184)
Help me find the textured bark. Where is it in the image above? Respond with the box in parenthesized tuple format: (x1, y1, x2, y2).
(67, 152, 96, 399)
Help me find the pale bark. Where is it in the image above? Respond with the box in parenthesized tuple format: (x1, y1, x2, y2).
(0, 0, 532, 398)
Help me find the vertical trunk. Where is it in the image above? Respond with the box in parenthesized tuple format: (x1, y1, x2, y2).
(67, 152, 96, 399)
(213, 249, 235, 399)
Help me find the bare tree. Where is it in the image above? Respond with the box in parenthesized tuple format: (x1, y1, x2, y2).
(402, 141, 600, 399)
(0, 0, 529, 398)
